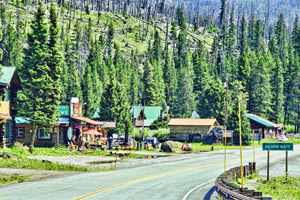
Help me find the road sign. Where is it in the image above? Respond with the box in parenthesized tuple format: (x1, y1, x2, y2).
(262, 143, 294, 151)
(57, 105, 70, 117)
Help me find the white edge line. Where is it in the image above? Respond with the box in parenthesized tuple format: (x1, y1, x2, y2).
(182, 179, 215, 200)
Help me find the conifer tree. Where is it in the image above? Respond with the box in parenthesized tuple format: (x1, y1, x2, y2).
(143, 59, 158, 106)
(83, 63, 97, 118)
(100, 78, 132, 134)
(228, 4, 236, 58)
(239, 13, 247, 56)
(20, 2, 57, 152)
(292, 15, 300, 55)
(106, 22, 115, 56)
(275, 13, 288, 63)
(237, 47, 251, 88)
(228, 80, 251, 145)
(1, 24, 22, 66)
(163, 52, 177, 110)
(192, 41, 209, 95)
(48, 2, 62, 120)
(254, 20, 265, 53)
(248, 53, 272, 118)
(269, 55, 284, 123)
(197, 79, 225, 123)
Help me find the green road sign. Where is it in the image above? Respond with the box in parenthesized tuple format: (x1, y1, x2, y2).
(262, 143, 294, 151)
(57, 105, 70, 117)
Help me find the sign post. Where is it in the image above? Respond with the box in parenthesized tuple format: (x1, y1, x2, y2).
(262, 143, 294, 181)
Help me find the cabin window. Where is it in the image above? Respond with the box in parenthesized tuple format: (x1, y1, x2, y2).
(38, 128, 51, 139)
(17, 128, 25, 138)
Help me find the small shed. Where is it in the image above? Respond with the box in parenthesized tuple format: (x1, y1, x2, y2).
(168, 118, 220, 141)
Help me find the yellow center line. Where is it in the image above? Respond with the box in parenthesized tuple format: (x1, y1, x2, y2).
(73, 152, 265, 200)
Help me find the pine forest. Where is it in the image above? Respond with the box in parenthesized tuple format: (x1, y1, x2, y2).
(1, 0, 300, 144)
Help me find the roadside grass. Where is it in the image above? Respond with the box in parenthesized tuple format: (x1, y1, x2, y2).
(251, 137, 300, 146)
(0, 174, 31, 185)
(0, 145, 115, 172)
(256, 176, 300, 199)
(0, 157, 107, 172)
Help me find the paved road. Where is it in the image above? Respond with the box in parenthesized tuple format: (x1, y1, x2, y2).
(1, 145, 299, 200)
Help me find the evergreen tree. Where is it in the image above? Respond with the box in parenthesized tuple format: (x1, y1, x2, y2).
(19, 2, 57, 152)
(275, 13, 288, 63)
(254, 20, 265, 53)
(48, 2, 62, 120)
(192, 41, 209, 95)
(100, 78, 132, 134)
(248, 53, 272, 118)
(1, 24, 22, 66)
(106, 22, 115, 56)
(83, 63, 97, 118)
(239, 13, 247, 56)
(269, 55, 284, 123)
(237, 47, 251, 88)
(228, 4, 236, 58)
(173, 53, 195, 118)
(143, 59, 158, 106)
(163, 52, 177, 110)
(197, 79, 225, 123)
(292, 15, 300, 55)
(228, 80, 251, 145)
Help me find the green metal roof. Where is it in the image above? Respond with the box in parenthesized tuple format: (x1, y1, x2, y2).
(0, 66, 17, 85)
(191, 111, 200, 119)
(246, 114, 275, 127)
(15, 117, 31, 125)
(93, 108, 101, 119)
(93, 106, 169, 126)
(132, 106, 169, 126)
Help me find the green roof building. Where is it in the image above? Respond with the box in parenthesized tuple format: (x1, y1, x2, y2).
(93, 106, 170, 127)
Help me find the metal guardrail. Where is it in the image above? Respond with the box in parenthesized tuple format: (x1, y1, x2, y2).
(215, 163, 272, 200)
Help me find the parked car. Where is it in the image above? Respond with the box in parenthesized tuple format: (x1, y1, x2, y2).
(277, 135, 288, 142)
(112, 133, 133, 146)
(145, 137, 160, 148)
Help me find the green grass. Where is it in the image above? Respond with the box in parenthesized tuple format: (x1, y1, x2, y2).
(0, 145, 115, 172)
(256, 176, 300, 199)
(0, 175, 31, 185)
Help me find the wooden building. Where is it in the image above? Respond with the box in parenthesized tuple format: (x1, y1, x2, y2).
(246, 114, 284, 139)
(15, 101, 115, 147)
(0, 67, 21, 147)
(169, 118, 220, 141)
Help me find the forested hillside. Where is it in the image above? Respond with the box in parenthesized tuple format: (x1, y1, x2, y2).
(1, 0, 300, 137)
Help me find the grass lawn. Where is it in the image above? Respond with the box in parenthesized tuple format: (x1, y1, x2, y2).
(0, 145, 115, 172)
(256, 176, 300, 199)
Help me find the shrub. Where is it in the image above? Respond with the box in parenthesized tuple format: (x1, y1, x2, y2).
(149, 116, 170, 130)
(153, 129, 170, 141)
(131, 128, 153, 141)
(285, 125, 295, 133)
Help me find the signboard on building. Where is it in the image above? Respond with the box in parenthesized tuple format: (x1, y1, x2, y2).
(57, 105, 70, 117)
(70, 103, 82, 117)
(262, 143, 293, 151)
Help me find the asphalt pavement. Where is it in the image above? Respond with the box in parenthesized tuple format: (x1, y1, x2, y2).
(0, 145, 299, 200)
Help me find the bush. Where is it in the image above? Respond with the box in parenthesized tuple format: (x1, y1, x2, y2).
(131, 128, 153, 141)
(285, 125, 295, 133)
(153, 129, 170, 140)
(149, 116, 170, 130)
